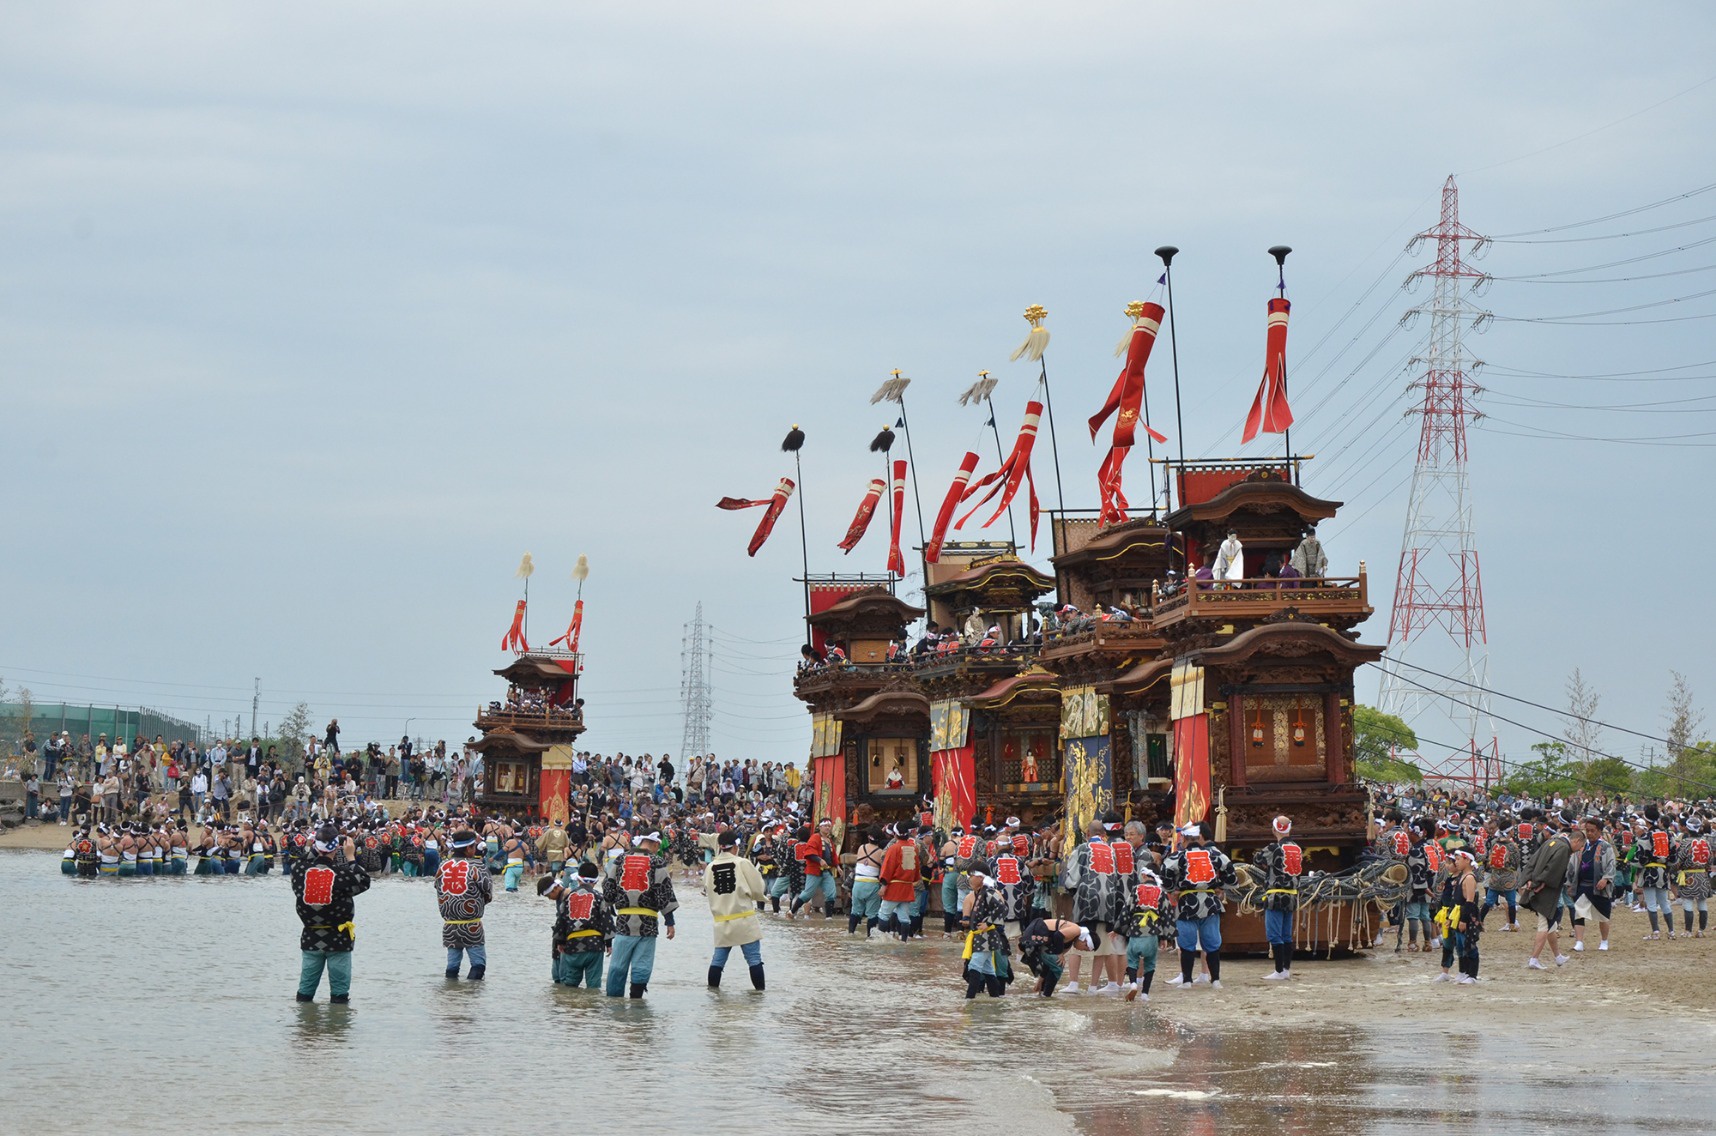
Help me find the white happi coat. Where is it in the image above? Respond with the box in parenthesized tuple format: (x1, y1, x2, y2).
(704, 851, 767, 948)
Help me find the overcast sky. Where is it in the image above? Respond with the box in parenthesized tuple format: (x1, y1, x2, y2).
(5, 2, 1713, 773)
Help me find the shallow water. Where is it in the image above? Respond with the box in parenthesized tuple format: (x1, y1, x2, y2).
(4, 853, 1710, 1134)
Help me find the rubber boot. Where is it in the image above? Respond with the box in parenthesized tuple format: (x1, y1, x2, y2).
(1207, 951, 1222, 983)
(467, 965, 485, 981)
(629, 983, 646, 999)
(749, 963, 765, 991)
(965, 971, 985, 1000)
(330, 994, 349, 1005)
(985, 976, 1005, 998)
(445, 967, 460, 979)
(866, 917, 878, 939)
(295, 992, 314, 1003)
(708, 965, 723, 989)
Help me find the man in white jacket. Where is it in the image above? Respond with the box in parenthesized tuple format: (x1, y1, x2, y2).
(704, 830, 768, 991)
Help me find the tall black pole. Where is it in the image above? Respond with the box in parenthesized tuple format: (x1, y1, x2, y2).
(982, 392, 1019, 548)
(893, 383, 928, 548)
(1036, 356, 1068, 523)
(793, 449, 811, 627)
(1156, 246, 1187, 509)
(1269, 245, 1296, 484)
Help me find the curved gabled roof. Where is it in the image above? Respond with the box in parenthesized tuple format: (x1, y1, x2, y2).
(1165, 480, 1341, 529)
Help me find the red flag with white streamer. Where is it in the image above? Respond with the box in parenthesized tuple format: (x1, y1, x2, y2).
(955, 400, 1042, 549)
(838, 478, 885, 553)
(1090, 301, 1168, 526)
(1243, 297, 1294, 443)
(887, 459, 907, 575)
(717, 478, 796, 557)
(925, 452, 980, 564)
(500, 600, 528, 653)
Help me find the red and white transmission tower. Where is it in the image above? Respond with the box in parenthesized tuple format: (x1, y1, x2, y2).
(1379, 175, 1500, 787)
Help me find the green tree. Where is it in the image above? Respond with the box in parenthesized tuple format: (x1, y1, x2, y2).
(1500, 740, 1580, 799)
(1664, 671, 1706, 780)
(1582, 756, 1633, 797)
(1353, 704, 1422, 783)
(277, 702, 313, 774)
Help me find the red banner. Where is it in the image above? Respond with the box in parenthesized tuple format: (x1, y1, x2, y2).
(926, 452, 980, 563)
(716, 478, 796, 557)
(931, 746, 976, 831)
(838, 478, 885, 553)
(1243, 297, 1294, 443)
(812, 754, 846, 825)
(500, 600, 528, 653)
(539, 766, 570, 823)
(1172, 715, 1211, 832)
(887, 459, 907, 575)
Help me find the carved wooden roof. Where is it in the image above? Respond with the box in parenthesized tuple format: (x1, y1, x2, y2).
(968, 668, 1060, 709)
(1165, 480, 1341, 531)
(1186, 620, 1383, 669)
(834, 689, 931, 724)
(494, 655, 580, 686)
(807, 589, 925, 637)
(466, 727, 553, 754)
(924, 559, 1056, 607)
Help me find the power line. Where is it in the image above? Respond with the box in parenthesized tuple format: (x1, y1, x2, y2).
(1490, 285, 1716, 323)
(1486, 210, 1716, 245)
(1378, 656, 1682, 749)
(1369, 662, 1716, 794)
(1459, 70, 1716, 176)
(1487, 179, 1716, 239)
(1476, 415, 1716, 446)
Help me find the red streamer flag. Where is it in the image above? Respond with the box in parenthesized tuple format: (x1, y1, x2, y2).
(1242, 297, 1294, 443)
(887, 459, 907, 575)
(1091, 302, 1168, 526)
(955, 400, 1042, 549)
(925, 452, 980, 564)
(838, 478, 886, 553)
(548, 599, 584, 654)
(717, 478, 796, 557)
(500, 599, 529, 653)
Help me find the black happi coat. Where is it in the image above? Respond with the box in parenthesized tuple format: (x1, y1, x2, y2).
(291, 854, 373, 952)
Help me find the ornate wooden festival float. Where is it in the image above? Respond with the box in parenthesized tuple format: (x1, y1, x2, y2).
(735, 257, 1389, 951)
(468, 555, 589, 823)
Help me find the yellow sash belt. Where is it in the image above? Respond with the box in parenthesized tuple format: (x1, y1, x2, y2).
(714, 910, 756, 922)
(616, 906, 659, 917)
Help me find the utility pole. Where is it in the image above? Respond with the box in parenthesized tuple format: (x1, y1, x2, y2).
(251, 678, 260, 739)
(1379, 175, 1499, 789)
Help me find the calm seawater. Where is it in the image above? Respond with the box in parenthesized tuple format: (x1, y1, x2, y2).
(3, 852, 1709, 1135)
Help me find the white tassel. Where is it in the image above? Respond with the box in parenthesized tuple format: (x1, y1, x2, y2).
(572, 554, 589, 584)
(1115, 300, 1146, 358)
(515, 552, 535, 579)
(870, 370, 912, 404)
(958, 372, 998, 407)
(1010, 304, 1050, 363)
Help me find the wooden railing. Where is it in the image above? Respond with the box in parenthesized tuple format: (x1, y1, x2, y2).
(476, 706, 585, 731)
(1150, 574, 1368, 624)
